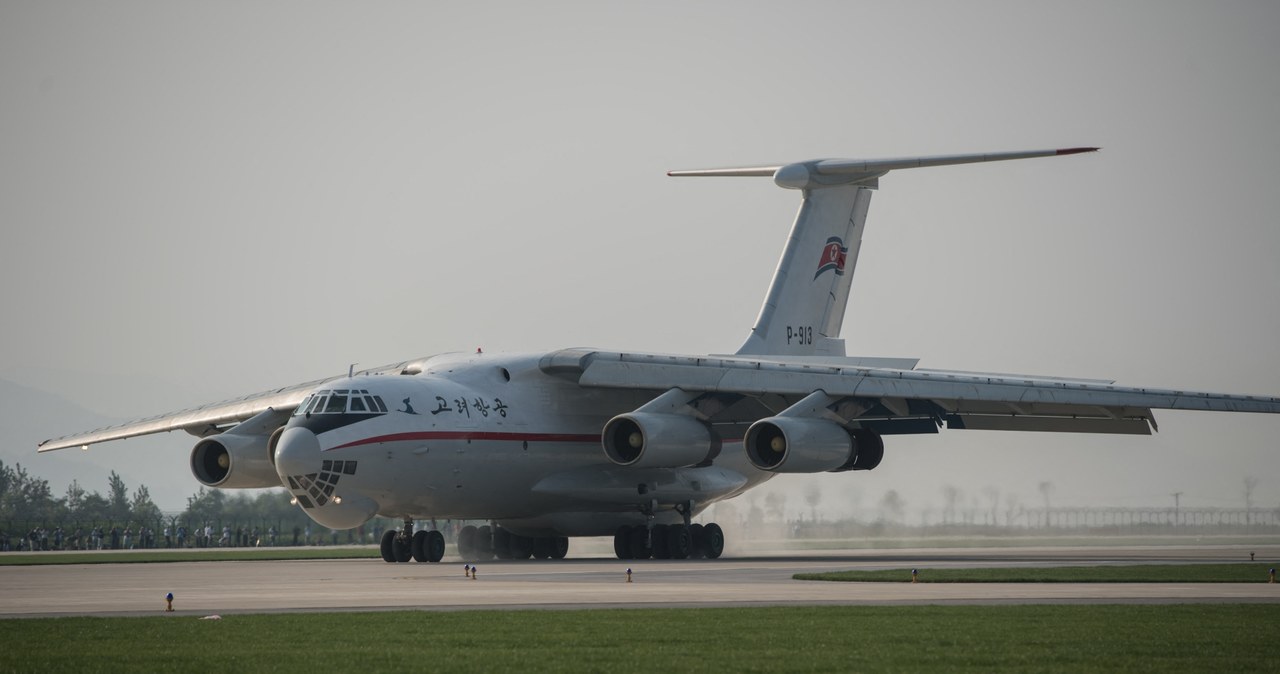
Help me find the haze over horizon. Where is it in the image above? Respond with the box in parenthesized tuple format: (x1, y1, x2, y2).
(3, 2, 1278, 514)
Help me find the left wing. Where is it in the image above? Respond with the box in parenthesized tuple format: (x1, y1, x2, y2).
(541, 349, 1280, 436)
(36, 359, 428, 452)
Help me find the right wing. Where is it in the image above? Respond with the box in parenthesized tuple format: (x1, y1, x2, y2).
(36, 359, 427, 452)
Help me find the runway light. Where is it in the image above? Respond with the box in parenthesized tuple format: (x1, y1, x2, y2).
(626, 568, 633, 583)
(81, 445, 89, 451)
(333, 496, 343, 505)
(165, 592, 174, 613)
(289, 497, 298, 505)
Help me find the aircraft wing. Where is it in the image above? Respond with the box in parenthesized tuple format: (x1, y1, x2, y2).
(541, 349, 1280, 436)
(36, 360, 426, 452)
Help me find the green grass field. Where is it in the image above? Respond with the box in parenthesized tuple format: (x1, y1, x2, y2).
(1, 605, 1277, 673)
(0, 546, 380, 565)
(795, 564, 1279, 583)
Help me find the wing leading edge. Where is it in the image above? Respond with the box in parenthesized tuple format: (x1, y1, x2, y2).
(36, 360, 426, 452)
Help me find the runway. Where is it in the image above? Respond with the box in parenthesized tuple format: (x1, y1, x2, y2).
(3, 543, 1278, 618)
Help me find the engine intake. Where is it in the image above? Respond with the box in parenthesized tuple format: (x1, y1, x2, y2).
(191, 431, 282, 489)
(602, 413, 717, 468)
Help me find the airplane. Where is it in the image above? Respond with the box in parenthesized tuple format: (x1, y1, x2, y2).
(38, 147, 1280, 563)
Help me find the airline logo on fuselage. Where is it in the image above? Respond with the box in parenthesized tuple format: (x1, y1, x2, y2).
(814, 237, 848, 279)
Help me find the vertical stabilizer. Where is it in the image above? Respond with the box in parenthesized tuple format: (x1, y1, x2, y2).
(667, 148, 1098, 357)
(736, 181, 873, 356)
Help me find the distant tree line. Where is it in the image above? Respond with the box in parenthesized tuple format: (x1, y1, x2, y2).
(0, 460, 373, 551)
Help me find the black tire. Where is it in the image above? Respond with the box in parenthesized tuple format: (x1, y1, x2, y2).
(509, 534, 533, 560)
(628, 526, 651, 560)
(689, 523, 706, 559)
(458, 525, 477, 559)
(703, 522, 725, 559)
(427, 530, 446, 563)
(476, 525, 493, 560)
(614, 526, 632, 559)
(493, 527, 513, 560)
(651, 524, 670, 559)
(532, 537, 553, 560)
(667, 525, 691, 560)
(551, 536, 569, 560)
(380, 529, 397, 563)
(411, 530, 430, 562)
(393, 535, 412, 563)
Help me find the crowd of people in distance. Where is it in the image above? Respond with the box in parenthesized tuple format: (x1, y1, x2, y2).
(0, 523, 300, 551)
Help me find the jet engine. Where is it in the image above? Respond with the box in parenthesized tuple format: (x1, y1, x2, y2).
(190, 431, 283, 489)
(602, 413, 717, 469)
(744, 418, 883, 473)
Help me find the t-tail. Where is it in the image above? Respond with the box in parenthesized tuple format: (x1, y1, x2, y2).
(670, 148, 1098, 357)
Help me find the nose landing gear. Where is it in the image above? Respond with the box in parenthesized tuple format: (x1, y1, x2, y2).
(380, 518, 445, 563)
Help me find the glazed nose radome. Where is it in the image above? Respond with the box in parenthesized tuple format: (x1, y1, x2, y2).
(274, 427, 320, 481)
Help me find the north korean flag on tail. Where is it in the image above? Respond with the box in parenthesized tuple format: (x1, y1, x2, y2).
(814, 237, 848, 279)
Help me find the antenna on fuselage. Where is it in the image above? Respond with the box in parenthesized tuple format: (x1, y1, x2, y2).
(348, 363, 357, 378)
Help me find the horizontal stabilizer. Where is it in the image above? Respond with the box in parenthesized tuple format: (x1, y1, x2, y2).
(669, 148, 1098, 186)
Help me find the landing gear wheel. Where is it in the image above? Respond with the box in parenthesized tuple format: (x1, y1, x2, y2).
(614, 526, 632, 559)
(380, 529, 397, 563)
(493, 528, 513, 560)
(628, 526, 652, 560)
(689, 523, 706, 559)
(458, 525, 477, 559)
(427, 530, 446, 562)
(651, 524, 670, 559)
(393, 535, 412, 563)
(703, 523, 725, 559)
(551, 536, 569, 560)
(532, 537, 553, 560)
(667, 524, 691, 560)
(476, 525, 494, 560)
(509, 534, 533, 560)
(411, 530, 430, 562)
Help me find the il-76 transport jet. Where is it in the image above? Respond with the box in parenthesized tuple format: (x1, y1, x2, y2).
(39, 148, 1280, 563)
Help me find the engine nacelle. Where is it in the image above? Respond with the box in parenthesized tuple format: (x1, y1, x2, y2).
(602, 412, 716, 468)
(190, 431, 282, 489)
(744, 417, 854, 472)
(832, 428, 884, 472)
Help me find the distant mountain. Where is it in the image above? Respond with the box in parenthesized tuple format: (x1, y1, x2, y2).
(0, 378, 200, 511)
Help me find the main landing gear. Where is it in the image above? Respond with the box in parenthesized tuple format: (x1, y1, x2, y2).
(614, 500, 725, 560)
(381, 518, 445, 563)
(613, 522, 724, 560)
(455, 524, 569, 561)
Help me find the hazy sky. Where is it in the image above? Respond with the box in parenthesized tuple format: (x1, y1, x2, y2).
(2, 2, 1278, 513)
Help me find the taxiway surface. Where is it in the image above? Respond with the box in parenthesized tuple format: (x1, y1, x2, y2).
(3, 543, 1277, 618)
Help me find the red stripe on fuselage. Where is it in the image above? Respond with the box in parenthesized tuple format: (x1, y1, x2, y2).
(327, 431, 600, 451)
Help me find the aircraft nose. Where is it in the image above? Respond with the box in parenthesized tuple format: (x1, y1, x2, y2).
(275, 426, 321, 481)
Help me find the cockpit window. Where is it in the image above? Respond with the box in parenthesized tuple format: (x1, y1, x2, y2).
(324, 394, 348, 414)
(294, 389, 389, 416)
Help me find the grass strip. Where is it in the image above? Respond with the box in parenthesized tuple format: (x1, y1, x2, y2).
(0, 547, 380, 565)
(795, 563, 1278, 583)
(1, 605, 1277, 673)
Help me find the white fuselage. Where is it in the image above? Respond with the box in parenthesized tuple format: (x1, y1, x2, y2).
(272, 351, 771, 536)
